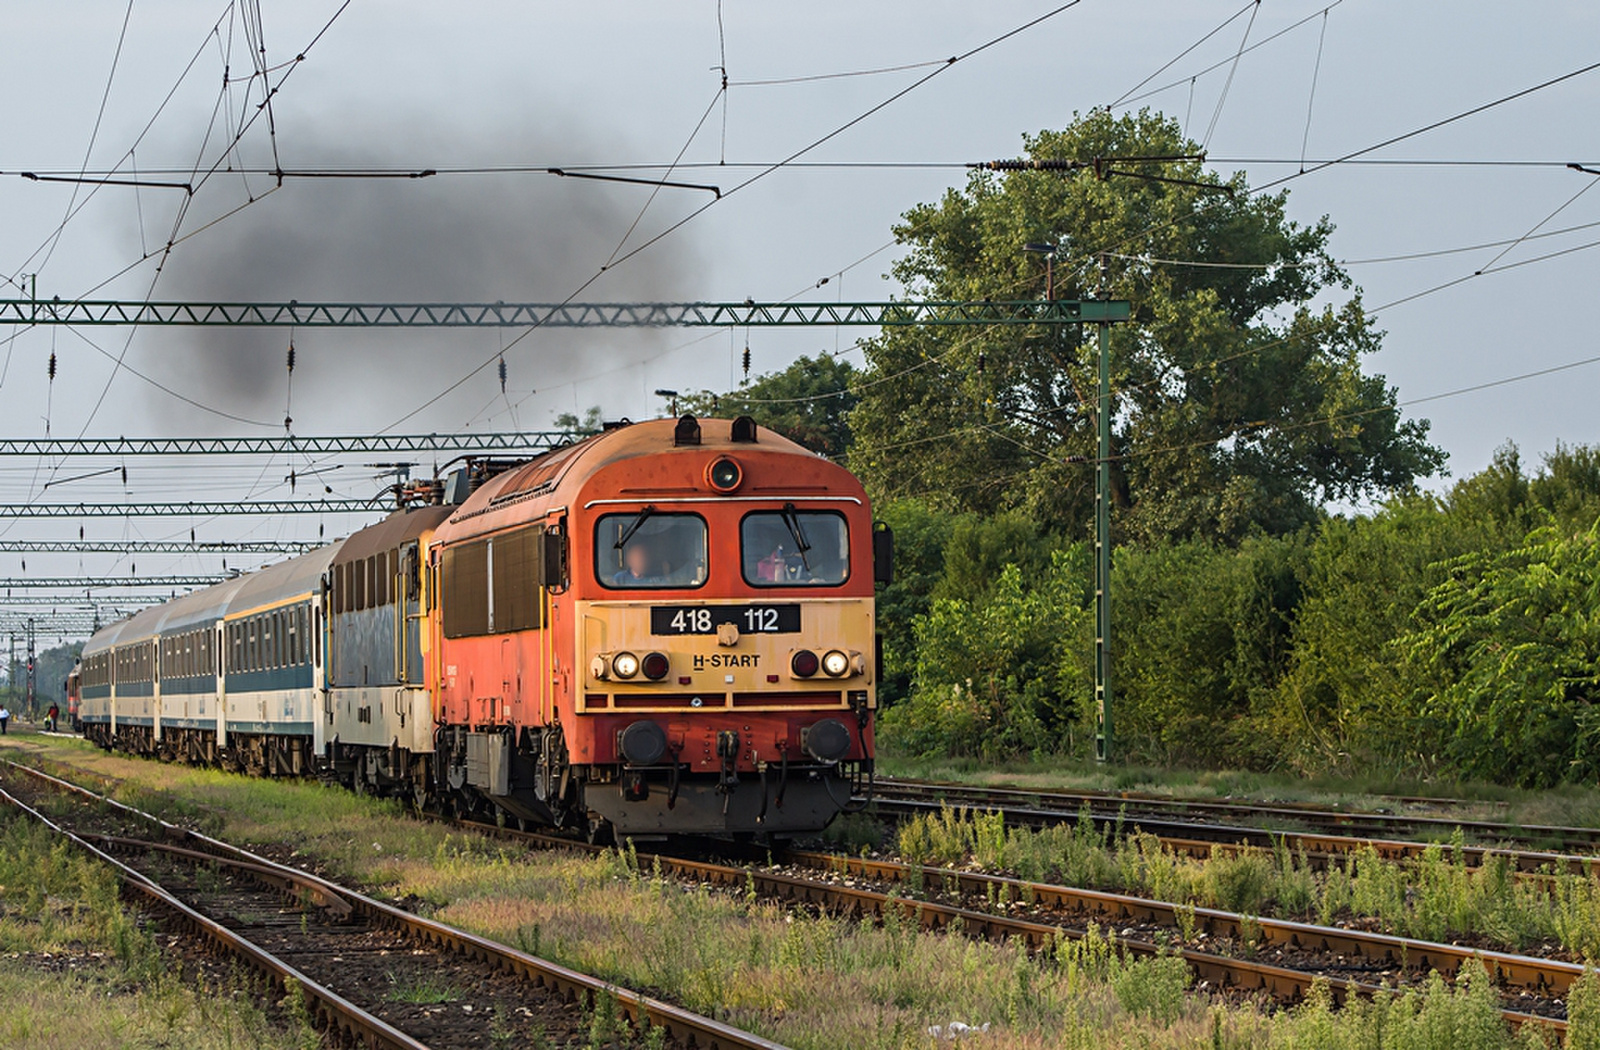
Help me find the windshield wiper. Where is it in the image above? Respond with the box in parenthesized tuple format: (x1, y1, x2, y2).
(615, 505, 655, 548)
(779, 502, 812, 571)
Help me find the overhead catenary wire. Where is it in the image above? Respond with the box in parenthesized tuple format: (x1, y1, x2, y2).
(17, 156, 1600, 179)
(1200, 0, 1260, 149)
(1116, 1, 1347, 110)
(29, 0, 138, 283)
(1107, 215, 1600, 270)
(1473, 170, 1600, 274)
(1298, 8, 1330, 172)
(12, 8, 1600, 569)
(382, 0, 1090, 436)
(45, 1, 356, 445)
(1109, 0, 1259, 109)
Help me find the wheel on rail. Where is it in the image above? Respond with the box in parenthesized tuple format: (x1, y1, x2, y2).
(585, 817, 614, 847)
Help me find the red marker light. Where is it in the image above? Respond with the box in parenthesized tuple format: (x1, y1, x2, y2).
(791, 650, 819, 678)
(641, 652, 670, 681)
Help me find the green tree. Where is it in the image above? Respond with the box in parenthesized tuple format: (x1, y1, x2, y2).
(8, 641, 81, 717)
(1114, 533, 1307, 766)
(1402, 523, 1600, 786)
(872, 499, 960, 707)
(849, 109, 1443, 544)
(680, 354, 857, 460)
(881, 552, 1092, 759)
(552, 406, 604, 440)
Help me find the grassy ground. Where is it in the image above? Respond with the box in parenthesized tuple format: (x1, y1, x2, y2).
(884, 806, 1600, 959)
(0, 805, 314, 1050)
(878, 750, 1600, 831)
(2, 731, 1594, 1049)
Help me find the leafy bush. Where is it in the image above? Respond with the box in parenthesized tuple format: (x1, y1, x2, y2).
(880, 551, 1091, 759)
(1403, 523, 1600, 786)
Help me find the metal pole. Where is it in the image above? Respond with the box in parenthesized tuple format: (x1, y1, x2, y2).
(26, 617, 36, 720)
(1094, 258, 1114, 764)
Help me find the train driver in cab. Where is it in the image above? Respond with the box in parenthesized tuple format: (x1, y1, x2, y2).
(613, 540, 665, 586)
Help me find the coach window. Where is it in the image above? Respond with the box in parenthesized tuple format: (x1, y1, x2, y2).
(741, 509, 851, 587)
(595, 512, 708, 589)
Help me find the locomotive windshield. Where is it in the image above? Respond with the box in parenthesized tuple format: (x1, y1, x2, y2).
(596, 512, 708, 589)
(741, 509, 849, 586)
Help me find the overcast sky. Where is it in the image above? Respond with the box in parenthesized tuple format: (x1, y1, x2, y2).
(1, 1, 1597, 635)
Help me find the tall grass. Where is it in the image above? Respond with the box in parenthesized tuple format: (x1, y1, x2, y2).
(0, 812, 310, 1049)
(894, 806, 1600, 959)
(8, 737, 1595, 1048)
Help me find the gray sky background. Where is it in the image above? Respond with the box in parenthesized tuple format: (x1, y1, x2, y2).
(1, 1, 1597, 634)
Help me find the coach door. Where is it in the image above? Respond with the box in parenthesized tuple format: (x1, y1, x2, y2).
(399, 542, 424, 684)
(215, 624, 227, 748)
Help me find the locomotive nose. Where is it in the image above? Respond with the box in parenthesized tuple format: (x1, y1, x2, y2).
(803, 718, 851, 763)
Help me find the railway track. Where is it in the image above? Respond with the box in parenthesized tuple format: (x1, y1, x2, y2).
(450, 819, 1572, 1039)
(868, 784, 1600, 877)
(872, 777, 1600, 853)
(780, 849, 1584, 1019)
(7, 749, 1581, 1041)
(0, 759, 787, 1050)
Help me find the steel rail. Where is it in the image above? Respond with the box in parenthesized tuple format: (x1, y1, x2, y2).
(874, 777, 1600, 851)
(89, 834, 354, 920)
(0, 784, 432, 1050)
(783, 849, 1587, 997)
(0, 760, 789, 1050)
(869, 795, 1600, 877)
(467, 823, 1567, 1036)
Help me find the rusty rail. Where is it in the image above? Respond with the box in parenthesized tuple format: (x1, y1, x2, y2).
(0, 784, 432, 1050)
(0, 759, 789, 1050)
(872, 777, 1600, 857)
(466, 823, 1570, 1039)
(869, 794, 1600, 877)
(785, 849, 1586, 997)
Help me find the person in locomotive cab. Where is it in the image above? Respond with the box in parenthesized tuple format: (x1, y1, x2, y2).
(613, 541, 665, 586)
(755, 544, 791, 583)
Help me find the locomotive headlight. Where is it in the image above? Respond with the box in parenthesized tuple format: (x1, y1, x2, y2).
(707, 456, 743, 493)
(612, 651, 641, 679)
(821, 649, 852, 678)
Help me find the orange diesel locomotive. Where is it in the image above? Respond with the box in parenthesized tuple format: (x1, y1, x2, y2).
(429, 415, 883, 841)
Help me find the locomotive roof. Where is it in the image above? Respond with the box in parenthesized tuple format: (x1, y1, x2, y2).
(448, 417, 820, 523)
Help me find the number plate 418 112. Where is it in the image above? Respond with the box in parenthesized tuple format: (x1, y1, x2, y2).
(650, 604, 801, 635)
